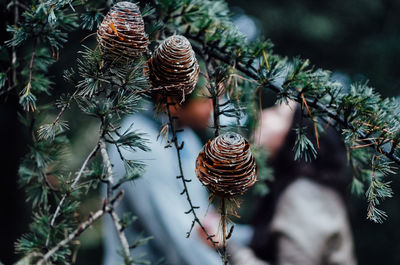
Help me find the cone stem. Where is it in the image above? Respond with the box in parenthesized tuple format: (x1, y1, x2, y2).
(213, 94, 220, 137)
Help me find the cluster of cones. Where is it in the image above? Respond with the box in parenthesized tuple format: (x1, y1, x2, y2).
(97, 1, 199, 98)
(97, 2, 257, 199)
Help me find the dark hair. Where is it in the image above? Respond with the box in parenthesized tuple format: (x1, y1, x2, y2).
(250, 107, 351, 262)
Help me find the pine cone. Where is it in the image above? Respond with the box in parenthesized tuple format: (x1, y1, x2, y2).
(97, 2, 148, 61)
(148, 35, 200, 98)
(195, 132, 257, 197)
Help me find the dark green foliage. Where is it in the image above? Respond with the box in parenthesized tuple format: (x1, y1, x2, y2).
(18, 135, 69, 208)
(80, 9, 104, 30)
(292, 126, 317, 163)
(16, 210, 75, 263)
(4, 0, 80, 111)
(5, 25, 28, 47)
(0, 72, 6, 89)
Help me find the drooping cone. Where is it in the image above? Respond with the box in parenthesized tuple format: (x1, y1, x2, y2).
(195, 132, 257, 198)
(97, 1, 148, 61)
(148, 35, 200, 98)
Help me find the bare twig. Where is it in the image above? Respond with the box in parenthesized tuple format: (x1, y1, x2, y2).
(110, 209, 132, 258)
(212, 94, 220, 137)
(27, 39, 38, 88)
(50, 142, 100, 227)
(36, 191, 124, 265)
(164, 97, 223, 259)
(221, 198, 228, 265)
(53, 90, 78, 125)
(99, 138, 134, 264)
(100, 139, 114, 198)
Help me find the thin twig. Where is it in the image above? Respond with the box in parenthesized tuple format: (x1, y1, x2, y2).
(24, 37, 39, 99)
(0, 84, 17, 97)
(36, 191, 124, 265)
(99, 138, 133, 264)
(110, 209, 132, 258)
(50, 142, 100, 227)
(100, 139, 114, 198)
(52, 90, 78, 126)
(213, 95, 220, 137)
(164, 97, 223, 258)
(221, 198, 228, 265)
(9, 0, 28, 10)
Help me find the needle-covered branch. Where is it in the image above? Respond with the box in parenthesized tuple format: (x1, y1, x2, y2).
(50, 142, 100, 227)
(36, 191, 125, 265)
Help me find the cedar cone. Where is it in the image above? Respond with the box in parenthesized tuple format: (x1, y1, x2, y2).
(148, 35, 200, 98)
(97, 2, 148, 61)
(195, 132, 257, 197)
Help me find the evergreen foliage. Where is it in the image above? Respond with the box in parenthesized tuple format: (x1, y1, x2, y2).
(2, 0, 400, 264)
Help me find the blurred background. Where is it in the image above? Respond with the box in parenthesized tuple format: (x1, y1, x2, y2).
(1, 0, 400, 264)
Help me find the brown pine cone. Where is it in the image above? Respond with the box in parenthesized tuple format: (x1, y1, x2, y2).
(148, 35, 200, 98)
(97, 2, 148, 61)
(195, 132, 257, 197)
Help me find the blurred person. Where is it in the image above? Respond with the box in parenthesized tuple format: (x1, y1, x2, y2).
(229, 101, 357, 265)
(102, 92, 252, 265)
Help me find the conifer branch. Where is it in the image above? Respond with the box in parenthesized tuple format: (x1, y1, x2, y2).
(10, 0, 400, 263)
(50, 142, 100, 227)
(187, 36, 400, 165)
(36, 191, 125, 265)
